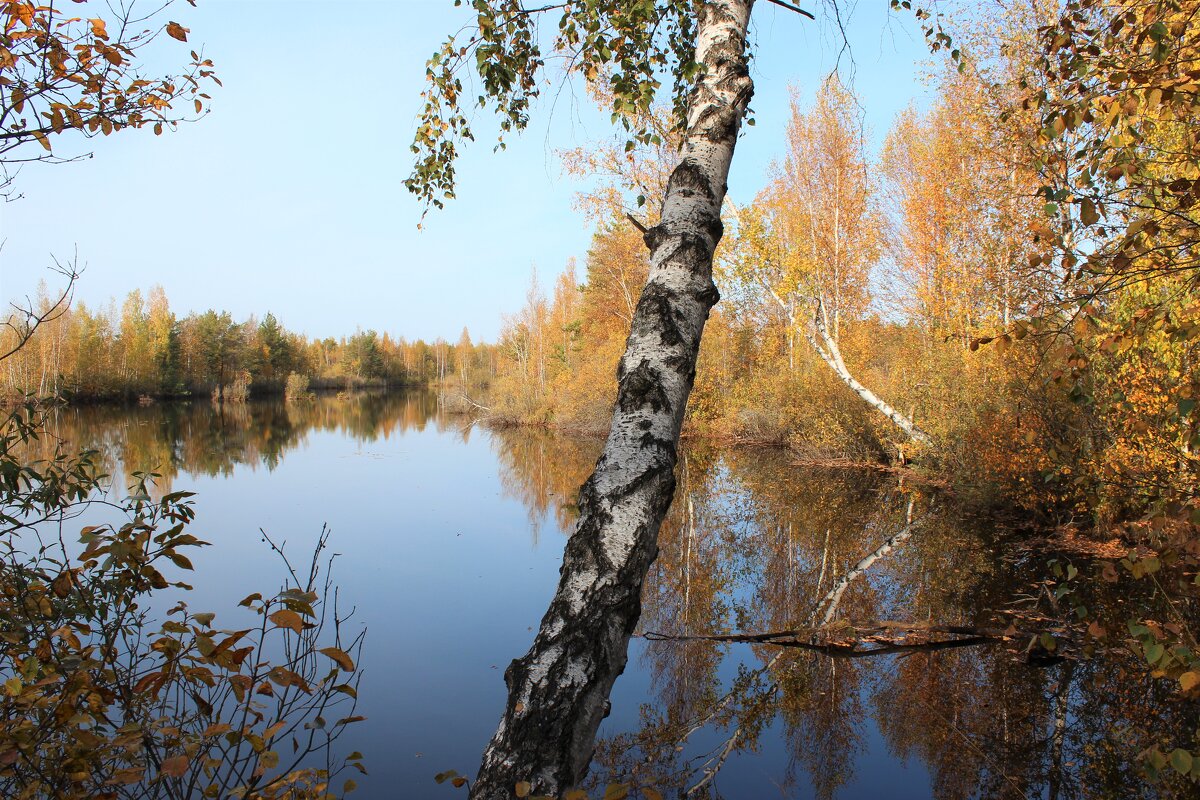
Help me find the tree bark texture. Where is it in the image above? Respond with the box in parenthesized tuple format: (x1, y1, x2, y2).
(470, 2, 755, 797)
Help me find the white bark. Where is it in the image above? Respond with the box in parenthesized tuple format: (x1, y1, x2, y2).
(762, 281, 932, 446)
(470, 3, 756, 797)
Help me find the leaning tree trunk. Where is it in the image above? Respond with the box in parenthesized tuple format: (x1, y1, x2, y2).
(803, 296, 932, 446)
(470, 2, 755, 797)
(760, 282, 932, 446)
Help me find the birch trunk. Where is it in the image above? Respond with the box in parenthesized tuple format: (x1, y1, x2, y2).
(469, 2, 755, 797)
(804, 296, 932, 446)
(761, 284, 932, 447)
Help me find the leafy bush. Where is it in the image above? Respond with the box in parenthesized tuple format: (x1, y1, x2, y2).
(0, 402, 366, 799)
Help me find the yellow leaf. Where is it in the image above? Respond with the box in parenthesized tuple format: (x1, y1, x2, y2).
(1180, 671, 1200, 693)
(166, 21, 189, 42)
(90, 18, 108, 39)
(515, 781, 532, 798)
(642, 790, 663, 800)
(603, 784, 630, 800)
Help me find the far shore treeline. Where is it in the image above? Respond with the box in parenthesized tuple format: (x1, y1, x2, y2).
(1, 285, 496, 402)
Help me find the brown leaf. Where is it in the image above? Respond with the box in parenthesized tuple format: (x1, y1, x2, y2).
(268, 609, 304, 633)
(166, 22, 189, 42)
(160, 754, 189, 778)
(319, 646, 355, 672)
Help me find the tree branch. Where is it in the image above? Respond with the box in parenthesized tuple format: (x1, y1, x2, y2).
(764, 0, 815, 20)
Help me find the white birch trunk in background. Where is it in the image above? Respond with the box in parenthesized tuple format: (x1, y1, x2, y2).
(763, 282, 932, 446)
(470, 2, 756, 797)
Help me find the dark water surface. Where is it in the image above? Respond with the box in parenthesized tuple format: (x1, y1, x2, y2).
(39, 392, 1195, 799)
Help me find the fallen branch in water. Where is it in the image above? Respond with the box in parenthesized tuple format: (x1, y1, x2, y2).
(640, 619, 1014, 657)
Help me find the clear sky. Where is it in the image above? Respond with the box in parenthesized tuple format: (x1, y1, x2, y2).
(0, 0, 933, 343)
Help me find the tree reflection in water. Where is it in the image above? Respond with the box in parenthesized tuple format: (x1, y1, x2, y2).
(499, 441, 1197, 800)
(33, 393, 1200, 799)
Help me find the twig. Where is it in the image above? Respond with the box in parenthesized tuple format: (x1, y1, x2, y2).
(765, 0, 816, 20)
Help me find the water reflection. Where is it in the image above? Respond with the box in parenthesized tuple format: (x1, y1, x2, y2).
(493, 438, 1196, 799)
(35, 393, 1198, 799)
(36, 393, 457, 494)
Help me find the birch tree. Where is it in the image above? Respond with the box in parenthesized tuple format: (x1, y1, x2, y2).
(406, 0, 806, 795)
(728, 78, 932, 445)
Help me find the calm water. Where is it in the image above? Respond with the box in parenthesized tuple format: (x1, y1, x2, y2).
(36, 392, 1196, 799)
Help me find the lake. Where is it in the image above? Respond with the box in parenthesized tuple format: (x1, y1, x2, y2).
(34, 391, 1195, 799)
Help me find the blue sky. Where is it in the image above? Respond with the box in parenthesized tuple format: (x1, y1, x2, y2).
(0, 0, 933, 342)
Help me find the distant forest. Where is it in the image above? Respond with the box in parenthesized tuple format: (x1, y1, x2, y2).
(1, 285, 494, 401)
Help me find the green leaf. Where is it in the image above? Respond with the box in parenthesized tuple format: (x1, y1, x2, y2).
(1170, 748, 1193, 774)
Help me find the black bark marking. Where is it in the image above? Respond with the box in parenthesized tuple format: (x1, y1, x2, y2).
(638, 431, 677, 455)
(706, 215, 725, 242)
(617, 360, 672, 415)
(693, 283, 720, 309)
(631, 281, 684, 347)
(610, 463, 667, 503)
(643, 224, 668, 251)
(667, 159, 715, 203)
